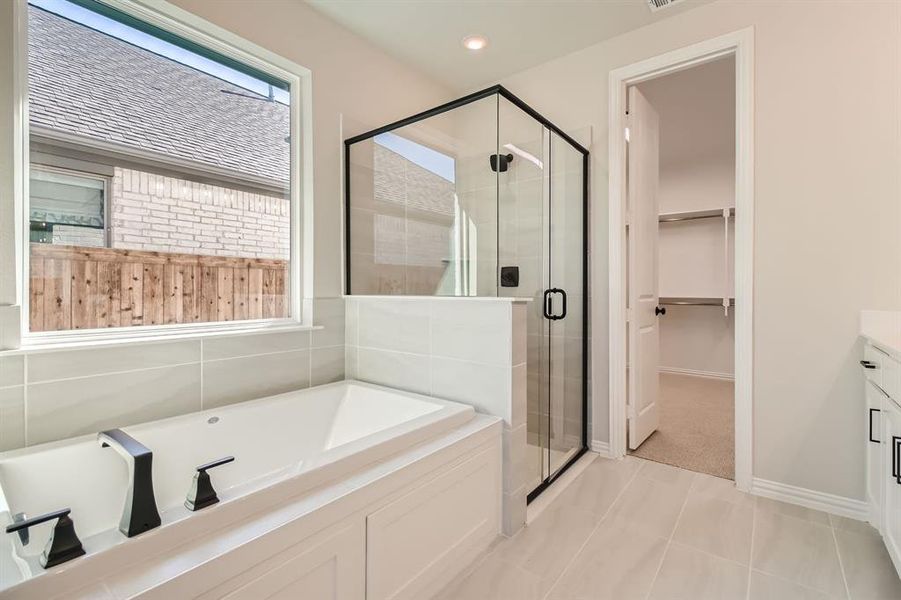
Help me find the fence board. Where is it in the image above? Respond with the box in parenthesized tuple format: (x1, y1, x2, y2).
(29, 244, 287, 332)
(233, 266, 249, 321)
(248, 268, 263, 320)
(217, 267, 234, 322)
(142, 264, 164, 326)
(120, 262, 143, 327)
(96, 262, 121, 328)
(163, 264, 183, 324)
(43, 258, 72, 331)
(30, 258, 45, 332)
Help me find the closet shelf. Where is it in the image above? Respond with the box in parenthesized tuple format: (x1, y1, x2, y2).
(659, 207, 735, 223)
(660, 296, 735, 307)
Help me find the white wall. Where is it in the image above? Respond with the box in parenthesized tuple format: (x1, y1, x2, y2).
(500, 0, 901, 500)
(167, 0, 452, 298)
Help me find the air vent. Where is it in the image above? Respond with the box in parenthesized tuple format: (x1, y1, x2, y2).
(647, 0, 684, 12)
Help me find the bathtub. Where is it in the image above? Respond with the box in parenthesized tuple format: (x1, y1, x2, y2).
(0, 380, 486, 595)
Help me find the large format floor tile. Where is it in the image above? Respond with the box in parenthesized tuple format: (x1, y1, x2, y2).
(834, 527, 901, 599)
(751, 510, 847, 597)
(431, 554, 552, 600)
(547, 517, 667, 600)
(648, 543, 748, 600)
(430, 455, 901, 600)
(672, 493, 754, 564)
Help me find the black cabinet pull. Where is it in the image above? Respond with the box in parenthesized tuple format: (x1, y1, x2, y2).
(893, 437, 901, 484)
(185, 456, 235, 511)
(656, 306, 666, 316)
(860, 360, 878, 370)
(5, 508, 85, 568)
(869, 409, 881, 443)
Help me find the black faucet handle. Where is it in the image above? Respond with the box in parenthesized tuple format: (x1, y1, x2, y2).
(5, 508, 86, 568)
(185, 456, 235, 511)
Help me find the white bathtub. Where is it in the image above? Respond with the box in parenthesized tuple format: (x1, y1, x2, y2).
(0, 381, 476, 592)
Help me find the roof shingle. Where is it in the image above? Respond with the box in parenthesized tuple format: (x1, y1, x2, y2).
(28, 7, 290, 187)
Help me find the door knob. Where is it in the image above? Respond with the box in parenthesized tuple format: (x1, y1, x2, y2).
(655, 306, 666, 316)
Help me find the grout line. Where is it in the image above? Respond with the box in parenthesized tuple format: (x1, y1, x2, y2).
(541, 457, 645, 600)
(27, 360, 202, 386)
(202, 346, 313, 364)
(830, 517, 853, 600)
(22, 354, 29, 446)
(199, 338, 204, 411)
(643, 470, 697, 600)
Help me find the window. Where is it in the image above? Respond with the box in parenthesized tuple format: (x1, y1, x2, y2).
(30, 166, 108, 247)
(23, 0, 301, 335)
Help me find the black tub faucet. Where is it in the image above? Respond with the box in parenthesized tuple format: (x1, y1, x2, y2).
(98, 429, 161, 537)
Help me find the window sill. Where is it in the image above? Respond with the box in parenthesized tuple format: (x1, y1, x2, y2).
(4, 320, 321, 355)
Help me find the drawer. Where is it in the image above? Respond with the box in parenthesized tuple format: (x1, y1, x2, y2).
(863, 344, 885, 389)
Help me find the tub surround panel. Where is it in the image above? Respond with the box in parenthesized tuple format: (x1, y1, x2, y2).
(311, 346, 346, 387)
(27, 363, 202, 445)
(27, 339, 202, 383)
(0, 386, 25, 451)
(0, 355, 23, 388)
(202, 330, 310, 361)
(345, 296, 528, 534)
(202, 349, 312, 410)
(0, 298, 345, 450)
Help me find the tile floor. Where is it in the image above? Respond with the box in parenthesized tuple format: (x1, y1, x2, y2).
(433, 455, 901, 600)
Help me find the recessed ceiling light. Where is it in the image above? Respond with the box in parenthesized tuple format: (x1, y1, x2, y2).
(462, 35, 488, 51)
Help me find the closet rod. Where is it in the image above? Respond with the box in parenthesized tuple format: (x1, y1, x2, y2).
(660, 297, 735, 307)
(659, 207, 736, 223)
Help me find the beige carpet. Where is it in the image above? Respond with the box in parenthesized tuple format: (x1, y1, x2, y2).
(630, 372, 734, 479)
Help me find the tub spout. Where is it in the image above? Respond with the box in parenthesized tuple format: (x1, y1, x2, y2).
(98, 429, 161, 537)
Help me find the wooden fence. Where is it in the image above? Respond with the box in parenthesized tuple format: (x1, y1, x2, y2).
(29, 244, 289, 332)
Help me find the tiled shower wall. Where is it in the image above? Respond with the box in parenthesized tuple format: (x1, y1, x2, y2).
(0, 298, 343, 451)
(345, 296, 528, 534)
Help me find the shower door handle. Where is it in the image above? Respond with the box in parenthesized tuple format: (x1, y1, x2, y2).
(543, 289, 567, 320)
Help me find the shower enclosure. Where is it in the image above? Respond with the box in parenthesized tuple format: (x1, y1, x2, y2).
(344, 86, 588, 500)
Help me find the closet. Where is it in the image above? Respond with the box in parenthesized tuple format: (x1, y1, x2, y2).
(626, 56, 736, 479)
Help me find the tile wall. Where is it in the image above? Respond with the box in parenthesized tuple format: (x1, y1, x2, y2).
(345, 295, 529, 534)
(0, 297, 344, 451)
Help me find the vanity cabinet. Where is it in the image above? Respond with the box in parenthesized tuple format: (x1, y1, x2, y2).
(863, 341, 901, 577)
(866, 380, 885, 531)
(882, 393, 901, 575)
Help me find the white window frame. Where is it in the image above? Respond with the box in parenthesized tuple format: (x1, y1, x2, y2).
(1, 0, 314, 348)
(29, 163, 111, 247)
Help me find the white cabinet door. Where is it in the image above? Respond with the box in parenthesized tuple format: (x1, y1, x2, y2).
(881, 397, 901, 577)
(190, 520, 365, 600)
(866, 381, 886, 531)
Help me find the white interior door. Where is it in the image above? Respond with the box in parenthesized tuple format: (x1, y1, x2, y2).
(627, 86, 661, 450)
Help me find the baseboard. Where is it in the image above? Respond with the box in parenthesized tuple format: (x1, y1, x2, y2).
(750, 477, 869, 521)
(590, 440, 611, 457)
(659, 366, 735, 381)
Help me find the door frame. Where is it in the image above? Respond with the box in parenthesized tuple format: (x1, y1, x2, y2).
(607, 28, 755, 490)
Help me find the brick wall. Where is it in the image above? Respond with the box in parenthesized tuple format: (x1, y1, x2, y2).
(51, 224, 105, 247)
(110, 167, 289, 260)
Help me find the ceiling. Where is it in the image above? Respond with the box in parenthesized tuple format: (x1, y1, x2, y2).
(304, 0, 714, 92)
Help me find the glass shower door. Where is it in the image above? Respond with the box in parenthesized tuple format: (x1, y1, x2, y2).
(497, 97, 549, 492)
(546, 132, 585, 478)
